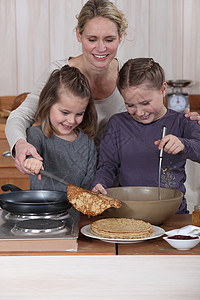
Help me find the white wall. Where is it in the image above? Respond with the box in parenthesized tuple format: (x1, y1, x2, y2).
(0, 0, 200, 96)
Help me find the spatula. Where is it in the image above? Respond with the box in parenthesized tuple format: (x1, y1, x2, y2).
(39, 169, 121, 216)
(40, 169, 68, 185)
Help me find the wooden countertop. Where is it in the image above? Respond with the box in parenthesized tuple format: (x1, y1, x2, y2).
(0, 214, 199, 256)
(118, 214, 200, 255)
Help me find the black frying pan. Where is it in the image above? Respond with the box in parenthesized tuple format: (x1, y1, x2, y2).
(0, 184, 71, 214)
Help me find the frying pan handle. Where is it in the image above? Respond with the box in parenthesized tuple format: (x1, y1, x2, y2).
(1, 184, 22, 192)
(40, 170, 68, 186)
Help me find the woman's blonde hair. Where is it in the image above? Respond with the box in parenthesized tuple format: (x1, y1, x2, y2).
(117, 58, 165, 92)
(35, 65, 97, 139)
(76, 0, 128, 37)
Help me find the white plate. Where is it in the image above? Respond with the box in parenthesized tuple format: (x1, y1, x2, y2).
(81, 224, 165, 244)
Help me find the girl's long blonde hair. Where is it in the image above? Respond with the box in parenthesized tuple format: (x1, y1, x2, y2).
(35, 65, 97, 139)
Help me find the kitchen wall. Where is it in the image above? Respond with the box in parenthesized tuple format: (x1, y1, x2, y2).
(0, 0, 200, 96)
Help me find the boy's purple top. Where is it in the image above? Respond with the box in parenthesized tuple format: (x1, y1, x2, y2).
(91, 109, 200, 213)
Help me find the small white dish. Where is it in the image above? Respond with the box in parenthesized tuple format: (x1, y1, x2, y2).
(163, 235, 200, 250)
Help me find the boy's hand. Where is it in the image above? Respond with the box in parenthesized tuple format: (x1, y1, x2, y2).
(92, 184, 107, 195)
(154, 134, 184, 155)
(24, 158, 43, 179)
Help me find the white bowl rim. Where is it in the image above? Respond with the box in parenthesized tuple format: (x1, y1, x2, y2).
(163, 235, 200, 250)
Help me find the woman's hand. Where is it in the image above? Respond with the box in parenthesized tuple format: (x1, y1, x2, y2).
(92, 184, 107, 195)
(154, 134, 184, 155)
(184, 109, 200, 125)
(15, 139, 43, 174)
(24, 158, 43, 180)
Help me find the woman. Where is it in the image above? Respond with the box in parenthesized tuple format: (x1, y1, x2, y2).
(5, 0, 127, 174)
(5, 0, 200, 175)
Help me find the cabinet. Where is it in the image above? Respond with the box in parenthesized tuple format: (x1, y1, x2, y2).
(0, 95, 30, 192)
(189, 94, 200, 114)
(0, 132, 30, 191)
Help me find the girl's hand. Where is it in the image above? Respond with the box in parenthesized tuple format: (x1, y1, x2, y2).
(92, 184, 107, 195)
(184, 109, 200, 125)
(24, 158, 43, 179)
(154, 134, 184, 155)
(15, 139, 43, 174)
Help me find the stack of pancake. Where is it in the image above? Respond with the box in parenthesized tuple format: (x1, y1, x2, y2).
(91, 218, 154, 239)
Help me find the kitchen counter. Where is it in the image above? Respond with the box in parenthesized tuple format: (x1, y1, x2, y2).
(0, 214, 199, 299)
(118, 214, 200, 255)
(0, 214, 199, 256)
(0, 214, 116, 256)
(81, 214, 200, 256)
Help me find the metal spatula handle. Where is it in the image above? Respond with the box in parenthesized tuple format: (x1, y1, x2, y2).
(159, 126, 167, 158)
(158, 126, 167, 200)
(40, 169, 68, 186)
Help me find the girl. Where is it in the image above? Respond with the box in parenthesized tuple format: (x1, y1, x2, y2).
(24, 65, 97, 192)
(91, 58, 200, 213)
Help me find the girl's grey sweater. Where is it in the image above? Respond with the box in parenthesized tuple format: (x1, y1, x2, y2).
(27, 125, 97, 192)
